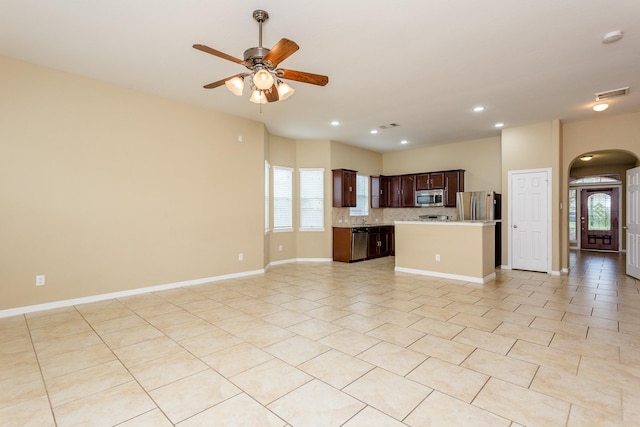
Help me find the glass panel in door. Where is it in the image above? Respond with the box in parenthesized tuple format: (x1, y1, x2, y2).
(580, 188, 619, 251)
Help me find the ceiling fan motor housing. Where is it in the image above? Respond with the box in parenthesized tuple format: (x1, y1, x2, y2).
(244, 47, 271, 68)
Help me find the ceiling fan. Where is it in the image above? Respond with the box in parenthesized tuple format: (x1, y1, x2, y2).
(193, 10, 329, 104)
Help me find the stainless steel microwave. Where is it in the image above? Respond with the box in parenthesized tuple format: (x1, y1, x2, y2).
(415, 189, 444, 207)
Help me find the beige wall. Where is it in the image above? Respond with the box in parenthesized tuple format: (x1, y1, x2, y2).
(268, 138, 334, 262)
(382, 137, 502, 192)
(501, 121, 562, 273)
(268, 135, 298, 262)
(296, 140, 332, 259)
(561, 112, 640, 270)
(0, 56, 266, 310)
(330, 141, 383, 176)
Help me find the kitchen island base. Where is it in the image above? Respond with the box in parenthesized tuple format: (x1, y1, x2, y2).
(394, 221, 497, 284)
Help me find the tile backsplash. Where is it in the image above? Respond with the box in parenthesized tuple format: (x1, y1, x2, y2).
(332, 207, 458, 226)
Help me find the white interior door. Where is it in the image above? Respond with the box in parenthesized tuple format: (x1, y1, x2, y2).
(510, 169, 550, 273)
(627, 166, 640, 279)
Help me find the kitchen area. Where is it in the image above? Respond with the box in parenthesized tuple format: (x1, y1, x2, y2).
(332, 168, 501, 283)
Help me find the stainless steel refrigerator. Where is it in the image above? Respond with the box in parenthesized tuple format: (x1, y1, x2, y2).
(456, 191, 502, 267)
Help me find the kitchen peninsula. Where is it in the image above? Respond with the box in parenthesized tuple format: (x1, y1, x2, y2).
(394, 220, 498, 283)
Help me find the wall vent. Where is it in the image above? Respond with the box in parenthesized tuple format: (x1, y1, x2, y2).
(595, 86, 630, 101)
(378, 123, 399, 130)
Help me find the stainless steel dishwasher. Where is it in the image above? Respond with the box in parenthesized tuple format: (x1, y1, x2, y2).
(351, 227, 368, 261)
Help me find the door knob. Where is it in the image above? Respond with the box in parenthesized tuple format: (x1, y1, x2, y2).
(513, 225, 518, 228)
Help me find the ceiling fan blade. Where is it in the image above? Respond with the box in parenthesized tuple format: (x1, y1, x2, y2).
(263, 38, 299, 67)
(278, 69, 329, 86)
(203, 73, 243, 89)
(265, 85, 279, 103)
(193, 44, 247, 66)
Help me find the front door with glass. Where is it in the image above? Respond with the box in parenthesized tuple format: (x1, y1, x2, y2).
(580, 188, 619, 251)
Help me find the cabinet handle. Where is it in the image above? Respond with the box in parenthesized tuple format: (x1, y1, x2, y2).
(349, 186, 352, 191)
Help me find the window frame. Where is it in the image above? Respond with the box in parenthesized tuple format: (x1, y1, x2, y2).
(265, 160, 270, 233)
(299, 168, 325, 232)
(349, 174, 369, 217)
(272, 165, 294, 232)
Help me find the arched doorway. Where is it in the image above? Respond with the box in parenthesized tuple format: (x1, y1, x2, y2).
(568, 150, 638, 252)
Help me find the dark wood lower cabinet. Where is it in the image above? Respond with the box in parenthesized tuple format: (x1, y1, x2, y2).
(367, 226, 393, 259)
(333, 226, 395, 262)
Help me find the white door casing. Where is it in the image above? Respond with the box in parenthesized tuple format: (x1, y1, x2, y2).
(509, 168, 551, 273)
(627, 166, 640, 280)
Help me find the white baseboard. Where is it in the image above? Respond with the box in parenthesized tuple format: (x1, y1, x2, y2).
(269, 258, 332, 267)
(394, 266, 496, 284)
(0, 268, 265, 319)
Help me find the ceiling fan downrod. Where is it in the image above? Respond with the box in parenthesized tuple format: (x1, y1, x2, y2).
(253, 10, 269, 49)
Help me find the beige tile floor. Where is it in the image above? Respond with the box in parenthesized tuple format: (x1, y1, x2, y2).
(1, 250, 639, 426)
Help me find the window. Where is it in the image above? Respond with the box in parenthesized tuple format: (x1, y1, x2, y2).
(299, 168, 324, 231)
(568, 189, 577, 242)
(349, 174, 369, 216)
(273, 166, 293, 231)
(264, 160, 270, 233)
(570, 175, 621, 185)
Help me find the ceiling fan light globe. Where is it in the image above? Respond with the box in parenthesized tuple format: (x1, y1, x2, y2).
(277, 82, 295, 100)
(225, 77, 244, 96)
(253, 69, 274, 90)
(249, 89, 267, 104)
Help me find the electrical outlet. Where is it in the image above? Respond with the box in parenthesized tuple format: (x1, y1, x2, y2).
(36, 275, 45, 286)
(278, 245, 283, 251)
(435, 254, 441, 262)
(238, 135, 243, 142)
(238, 253, 244, 261)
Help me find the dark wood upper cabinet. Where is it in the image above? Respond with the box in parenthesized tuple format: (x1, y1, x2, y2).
(444, 170, 465, 207)
(388, 176, 401, 207)
(332, 169, 357, 207)
(416, 172, 444, 190)
(401, 175, 416, 207)
(367, 169, 464, 209)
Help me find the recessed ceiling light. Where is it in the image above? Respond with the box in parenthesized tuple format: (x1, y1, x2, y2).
(473, 106, 485, 112)
(494, 122, 505, 128)
(602, 30, 623, 44)
(330, 120, 340, 126)
(370, 130, 378, 134)
(593, 103, 609, 112)
(580, 155, 593, 161)
(400, 140, 408, 145)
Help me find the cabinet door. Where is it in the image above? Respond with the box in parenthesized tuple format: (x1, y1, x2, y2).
(379, 230, 390, 257)
(401, 175, 416, 207)
(367, 230, 380, 259)
(388, 176, 401, 207)
(379, 176, 389, 207)
(415, 174, 430, 191)
(430, 172, 444, 189)
(444, 170, 464, 207)
(333, 169, 357, 207)
(370, 176, 381, 208)
(332, 227, 353, 262)
(344, 170, 357, 207)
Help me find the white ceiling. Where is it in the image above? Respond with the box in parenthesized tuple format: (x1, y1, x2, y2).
(1, 1, 639, 153)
